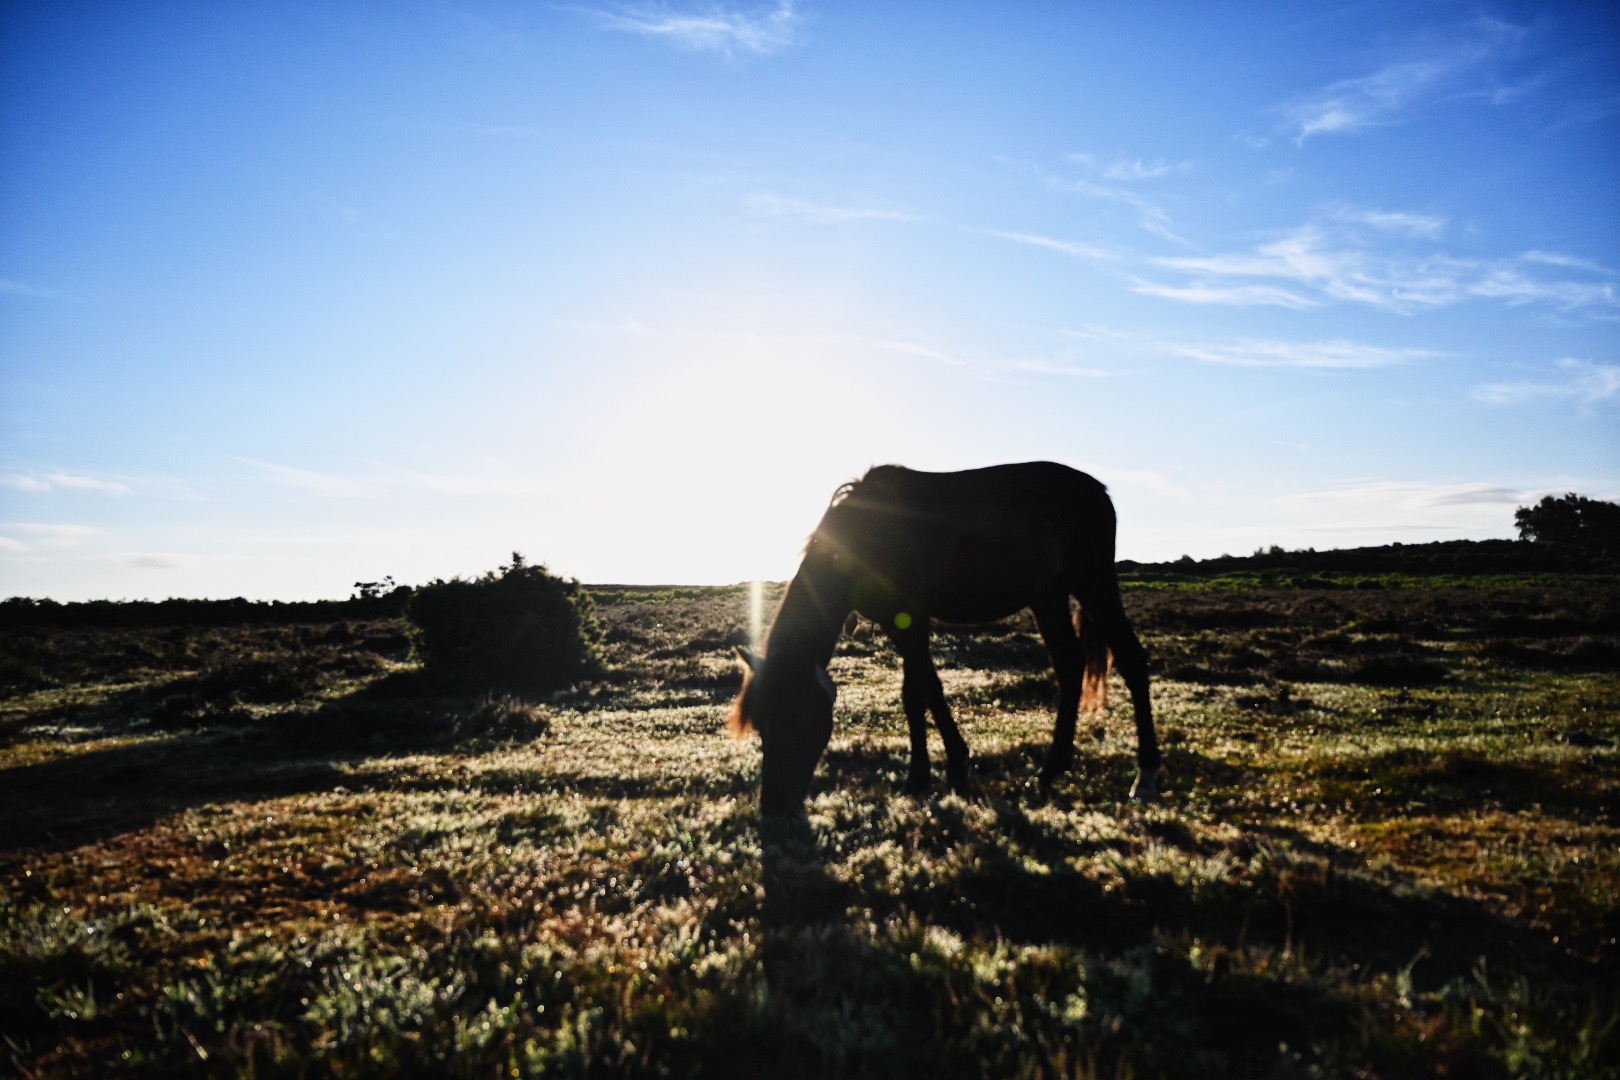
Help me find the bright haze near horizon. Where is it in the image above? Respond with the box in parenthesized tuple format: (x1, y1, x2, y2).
(2, 1, 1617, 601)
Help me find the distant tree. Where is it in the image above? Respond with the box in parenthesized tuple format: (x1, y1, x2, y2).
(351, 575, 397, 600)
(1514, 493, 1620, 554)
(406, 553, 603, 693)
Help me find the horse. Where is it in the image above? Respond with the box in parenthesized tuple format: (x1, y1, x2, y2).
(728, 461, 1160, 816)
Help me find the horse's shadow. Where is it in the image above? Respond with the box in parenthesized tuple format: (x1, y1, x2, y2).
(759, 739, 1593, 993)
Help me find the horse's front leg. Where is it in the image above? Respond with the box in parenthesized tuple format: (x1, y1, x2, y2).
(932, 686, 972, 796)
(899, 657, 934, 795)
(897, 627, 971, 796)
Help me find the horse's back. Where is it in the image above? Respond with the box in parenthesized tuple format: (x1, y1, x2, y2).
(858, 461, 1107, 511)
(827, 462, 1116, 621)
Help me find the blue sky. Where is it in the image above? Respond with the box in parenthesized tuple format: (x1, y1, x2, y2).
(2, 1, 1617, 600)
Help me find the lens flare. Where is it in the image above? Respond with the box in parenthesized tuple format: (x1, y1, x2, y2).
(750, 579, 764, 653)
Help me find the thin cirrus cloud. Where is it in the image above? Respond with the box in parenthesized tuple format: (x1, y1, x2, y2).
(1128, 279, 1321, 310)
(1070, 325, 1436, 370)
(1290, 479, 1536, 515)
(0, 471, 131, 496)
(1045, 173, 1184, 244)
(1136, 222, 1619, 315)
(579, 1, 799, 55)
(241, 459, 385, 498)
(1162, 338, 1439, 369)
(240, 458, 554, 499)
(0, 278, 58, 299)
(0, 522, 104, 550)
(1065, 153, 1195, 182)
(1257, 479, 1539, 545)
(1278, 18, 1532, 142)
(1473, 358, 1620, 405)
(747, 193, 919, 224)
(969, 228, 1114, 262)
(1328, 205, 1447, 239)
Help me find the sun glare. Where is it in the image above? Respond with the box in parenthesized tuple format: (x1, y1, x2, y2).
(556, 332, 916, 584)
(749, 577, 764, 652)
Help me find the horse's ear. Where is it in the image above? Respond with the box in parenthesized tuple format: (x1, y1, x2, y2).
(734, 646, 760, 673)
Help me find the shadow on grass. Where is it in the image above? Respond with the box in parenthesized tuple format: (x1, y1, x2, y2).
(1316, 745, 1607, 818)
(0, 671, 551, 856)
(794, 739, 1594, 994)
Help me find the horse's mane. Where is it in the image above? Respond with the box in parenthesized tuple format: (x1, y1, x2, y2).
(827, 478, 861, 506)
(799, 476, 864, 557)
(827, 464, 909, 511)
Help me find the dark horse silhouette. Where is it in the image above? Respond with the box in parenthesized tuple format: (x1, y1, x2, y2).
(729, 462, 1160, 816)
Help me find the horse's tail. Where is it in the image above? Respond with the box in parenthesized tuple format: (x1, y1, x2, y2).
(1073, 473, 1118, 714)
(726, 698, 753, 736)
(1077, 607, 1111, 714)
(727, 647, 758, 736)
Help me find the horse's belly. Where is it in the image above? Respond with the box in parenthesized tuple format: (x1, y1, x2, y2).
(910, 533, 1065, 622)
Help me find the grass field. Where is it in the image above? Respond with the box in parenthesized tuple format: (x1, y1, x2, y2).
(2, 581, 1617, 1077)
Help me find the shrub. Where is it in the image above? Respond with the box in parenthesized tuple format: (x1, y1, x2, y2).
(405, 554, 603, 693)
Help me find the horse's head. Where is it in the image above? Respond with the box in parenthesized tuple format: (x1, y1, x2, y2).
(729, 646, 836, 816)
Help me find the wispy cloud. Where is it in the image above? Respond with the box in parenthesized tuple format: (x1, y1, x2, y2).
(1294, 479, 1534, 510)
(1004, 358, 1125, 378)
(240, 458, 555, 499)
(840, 334, 1131, 381)
(841, 336, 967, 368)
(1043, 157, 1185, 243)
(1473, 358, 1620, 405)
(1073, 325, 1437, 370)
(1135, 219, 1619, 315)
(0, 278, 57, 299)
(0, 471, 131, 495)
(1520, 250, 1612, 274)
(581, 1, 799, 55)
(1052, 177, 1183, 243)
(1279, 18, 1531, 142)
(241, 459, 384, 498)
(389, 470, 556, 497)
(748, 193, 917, 224)
(1066, 153, 1194, 182)
(1127, 279, 1320, 310)
(970, 228, 1113, 261)
(0, 522, 104, 551)
(1243, 479, 1543, 547)
(1329, 205, 1447, 238)
(1095, 467, 1190, 500)
(1164, 338, 1439, 369)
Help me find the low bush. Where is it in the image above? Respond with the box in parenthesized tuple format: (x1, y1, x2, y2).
(406, 554, 603, 693)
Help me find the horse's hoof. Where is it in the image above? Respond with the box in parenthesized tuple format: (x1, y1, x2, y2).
(1129, 772, 1162, 803)
(902, 777, 932, 798)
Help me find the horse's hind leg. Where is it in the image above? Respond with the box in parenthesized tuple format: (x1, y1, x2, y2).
(894, 624, 970, 796)
(1031, 592, 1084, 793)
(1077, 577, 1160, 801)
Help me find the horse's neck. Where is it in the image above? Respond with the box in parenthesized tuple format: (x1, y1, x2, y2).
(766, 562, 848, 666)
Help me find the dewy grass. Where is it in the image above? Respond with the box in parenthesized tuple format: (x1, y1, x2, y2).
(1, 584, 1617, 1077)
